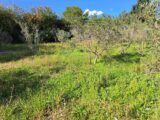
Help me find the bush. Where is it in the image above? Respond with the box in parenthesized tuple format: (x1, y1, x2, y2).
(0, 30, 13, 44)
(56, 29, 71, 42)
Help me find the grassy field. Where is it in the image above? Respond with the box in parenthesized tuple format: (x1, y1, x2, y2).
(0, 43, 160, 120)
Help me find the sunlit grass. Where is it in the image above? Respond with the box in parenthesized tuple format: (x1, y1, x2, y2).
(0, 43, 159, 120)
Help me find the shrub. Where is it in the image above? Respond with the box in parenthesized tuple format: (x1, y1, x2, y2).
(56, 29, 71, 42)
(0, 29, 13, 44)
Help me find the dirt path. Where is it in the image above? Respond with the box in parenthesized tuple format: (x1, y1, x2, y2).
(0, 51, 15, 55)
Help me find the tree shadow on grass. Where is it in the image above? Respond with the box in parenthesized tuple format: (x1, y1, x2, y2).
(0, 44, 35, 63)
(0, 67, 49, 105)
(103, 53, 145, 64)
(0, 45, 58, 63)
(0, 51, 35, 63)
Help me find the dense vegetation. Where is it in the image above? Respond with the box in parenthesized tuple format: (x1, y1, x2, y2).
(0, 0, 160, 119)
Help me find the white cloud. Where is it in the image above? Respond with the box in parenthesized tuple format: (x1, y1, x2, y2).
(84, 9, 103, 16)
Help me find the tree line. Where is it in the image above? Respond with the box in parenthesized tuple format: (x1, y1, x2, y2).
(0, 0, 159, 46)
(0, 6, 70, 44)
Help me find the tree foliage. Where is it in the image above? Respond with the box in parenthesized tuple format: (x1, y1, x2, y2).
(63, 6, 84, 25)
(0, 6, 23, 43)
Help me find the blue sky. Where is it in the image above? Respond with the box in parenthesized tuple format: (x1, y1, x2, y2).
(0, 0, 138, 16)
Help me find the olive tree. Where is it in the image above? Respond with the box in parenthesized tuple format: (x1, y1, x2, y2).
(17, 21, 40, 51)
(84, 17, 117, 64)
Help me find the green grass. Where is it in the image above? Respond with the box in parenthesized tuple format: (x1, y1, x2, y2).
(0, 43, 160, 120)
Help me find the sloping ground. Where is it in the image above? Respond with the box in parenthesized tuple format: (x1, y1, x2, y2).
(0, 43, 160, 120)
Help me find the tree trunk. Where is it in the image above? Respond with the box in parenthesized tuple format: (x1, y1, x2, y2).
(94, 55, 98, 64)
